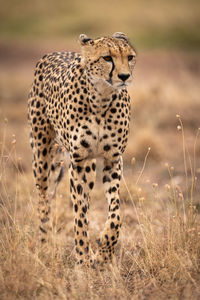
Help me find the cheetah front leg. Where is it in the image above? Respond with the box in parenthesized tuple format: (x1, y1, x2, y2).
(69, 158, 96, 265)
(96, 157, 122, 264)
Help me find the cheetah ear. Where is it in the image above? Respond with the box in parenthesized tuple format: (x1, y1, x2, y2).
(79, 34, 93, 46)
(112, 32, 129, 42)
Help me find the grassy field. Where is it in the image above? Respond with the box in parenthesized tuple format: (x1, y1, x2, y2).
(0, 1, 200, 299)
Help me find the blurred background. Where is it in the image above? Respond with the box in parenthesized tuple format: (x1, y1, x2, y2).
(0, 0, 200, 192)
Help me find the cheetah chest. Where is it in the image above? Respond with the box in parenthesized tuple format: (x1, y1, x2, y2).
(68, 114, 129, 161)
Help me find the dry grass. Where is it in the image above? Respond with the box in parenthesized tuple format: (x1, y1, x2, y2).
(0, 42, 200, 299)
(0, 124, 200, 299)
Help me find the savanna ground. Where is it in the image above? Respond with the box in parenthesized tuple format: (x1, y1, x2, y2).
(0, 1, 200, 299)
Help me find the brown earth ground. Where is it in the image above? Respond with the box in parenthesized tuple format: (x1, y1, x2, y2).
(0, 41, 200, 299)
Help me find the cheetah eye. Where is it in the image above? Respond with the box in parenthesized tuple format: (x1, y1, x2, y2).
(128, 55, 135, 61)
(103, 56, 112, 62)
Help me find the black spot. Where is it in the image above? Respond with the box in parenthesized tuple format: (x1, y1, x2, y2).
(108, 188, 112, 194)
(73, 153, 80, 158)
(39, 75, 43, 81)
(80, 139, 90, 148)
(82, 174, 87, 183)
(44, 162, 48, 170)
(74, 204, 78, 212)
(95, 117, 100, 124)
(112, 94, 117, 101)
(85, 166, 90, 173)
(103, 165, 111, 171)
(104, 144, 111, 151)
(36, 101, 40, 108)
(113, 152, 120, 157)
(77, 166, 82, 173)
(79, 239, 84, 246)
(86, 130, 92, 135)
(78, 220, 83, 227)
(110, 222, 115, 229)
(77, 184, 83, 195)
(111, 172, 118, 179)
(92, 163, 96, 171)
(33, 117, 37, 124)
(89, 182, 94, 189)
(111, 213, 116, 218)
(82, 205, 87, 214)
(112, 240, 117, 246)
(42, 148, 47, 156)
(70, 179, 74, 189)
(110, 108, 117, 114)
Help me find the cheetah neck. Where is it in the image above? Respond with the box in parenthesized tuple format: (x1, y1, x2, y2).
(84, 73, 118, 115)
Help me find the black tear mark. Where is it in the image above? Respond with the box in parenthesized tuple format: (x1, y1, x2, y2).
(109, 60, 115, 81)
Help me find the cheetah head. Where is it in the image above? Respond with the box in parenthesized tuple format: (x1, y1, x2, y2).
(79, 32, 136, 90)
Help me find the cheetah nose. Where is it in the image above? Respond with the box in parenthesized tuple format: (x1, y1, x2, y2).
(118, 73, 130, 82)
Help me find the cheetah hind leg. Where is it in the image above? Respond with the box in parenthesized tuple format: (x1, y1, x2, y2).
(48, 144, 68, 200)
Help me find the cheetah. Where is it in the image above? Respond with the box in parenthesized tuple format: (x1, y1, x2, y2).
(28, 32, 136, 265)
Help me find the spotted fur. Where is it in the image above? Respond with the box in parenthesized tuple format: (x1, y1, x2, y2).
(28, 32, 136, 265)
